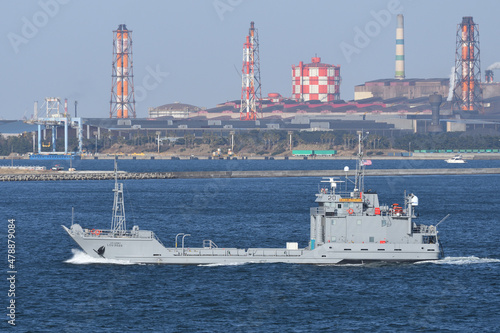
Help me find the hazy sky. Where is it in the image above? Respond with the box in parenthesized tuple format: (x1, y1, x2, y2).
(1, 0, 500, 119)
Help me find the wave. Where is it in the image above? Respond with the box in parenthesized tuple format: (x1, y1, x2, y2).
(318, 263, 365, 267)
(416, 256, 500, 265)
(64, 249, 133, 265)
(197, 261, 250, 267)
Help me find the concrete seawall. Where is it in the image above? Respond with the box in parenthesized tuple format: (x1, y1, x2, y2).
(1, 168, 500, 181)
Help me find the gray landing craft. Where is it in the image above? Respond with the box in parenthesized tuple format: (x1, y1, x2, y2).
(63, 132, 446, 264)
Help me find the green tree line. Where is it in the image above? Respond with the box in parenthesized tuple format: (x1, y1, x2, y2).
(2, 131, 500, 155)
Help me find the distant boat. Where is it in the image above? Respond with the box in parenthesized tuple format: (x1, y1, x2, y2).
(445, 155, 466, 163)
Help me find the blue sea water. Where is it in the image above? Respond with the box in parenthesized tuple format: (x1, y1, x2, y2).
(4, 156, 500, 173)
(1, 159, 499, 332)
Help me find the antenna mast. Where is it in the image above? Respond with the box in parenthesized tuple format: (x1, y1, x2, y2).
(354, 131, 369, 194)
(111, 159, 126, 233)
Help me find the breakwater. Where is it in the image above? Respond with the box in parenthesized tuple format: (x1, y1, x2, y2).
(1, 168, 500, 181)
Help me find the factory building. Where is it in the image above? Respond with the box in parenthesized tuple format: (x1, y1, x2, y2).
(481, 68, 500, 99)
(482, 82, 500, 99)
(354, 78, 450, 101)
(148, 102, 201, 119)
(292, 57, 341, 102)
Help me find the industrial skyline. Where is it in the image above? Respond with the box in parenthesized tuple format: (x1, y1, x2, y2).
(2, 0, 500, 119)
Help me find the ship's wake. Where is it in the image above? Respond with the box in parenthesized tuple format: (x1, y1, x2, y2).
(197, 262, 250, 267)
(64, 249, 133, 265)
(416, 256, 500, 265)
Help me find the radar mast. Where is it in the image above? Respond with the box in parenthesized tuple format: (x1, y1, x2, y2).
(354, 131, 369, 195)
(111, 159, 126, 234)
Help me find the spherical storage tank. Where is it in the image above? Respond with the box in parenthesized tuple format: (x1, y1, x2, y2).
(292, 57, 341, 102)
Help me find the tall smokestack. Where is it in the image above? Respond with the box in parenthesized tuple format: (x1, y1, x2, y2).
(395, 14, 405, 79)
(110, 24, 136, 118)
(485, 70, 493, 83)
(452, 16, 482, 113)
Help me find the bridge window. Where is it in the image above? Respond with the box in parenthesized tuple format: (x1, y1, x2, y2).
(423, 235, 437, 244)
(369, 237, 374, 243)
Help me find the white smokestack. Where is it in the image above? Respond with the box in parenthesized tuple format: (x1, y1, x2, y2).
(395, 14, 405, 79)
(447, 66, 455, 102)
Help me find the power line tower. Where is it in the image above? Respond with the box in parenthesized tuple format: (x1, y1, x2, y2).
(240, 21, 262, 121)
(453, 16, 482, 113)
(110, 24, 136, 118)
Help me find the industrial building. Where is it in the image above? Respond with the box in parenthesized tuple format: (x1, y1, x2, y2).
(76, 110, 500, 142)
(292, 56, 341, 102)
(354, 78, 450, 101)
(482, 83, 500, 99)
(148, 102, 201, 119)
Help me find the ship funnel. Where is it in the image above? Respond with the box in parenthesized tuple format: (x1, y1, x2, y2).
(395, 14, 405, 79)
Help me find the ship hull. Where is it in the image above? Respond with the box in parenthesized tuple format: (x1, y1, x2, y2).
(63, 225, 440, 265)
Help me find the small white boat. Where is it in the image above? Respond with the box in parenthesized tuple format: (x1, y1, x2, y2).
(445, 155, 466, 163)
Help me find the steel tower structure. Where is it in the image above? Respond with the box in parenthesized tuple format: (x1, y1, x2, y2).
(111, 159, 126, 234)
(240, 21, 262, 121)
(110, 24, 136, 118)
(453, 16, 482, 113)
(29, 98, 83, 155)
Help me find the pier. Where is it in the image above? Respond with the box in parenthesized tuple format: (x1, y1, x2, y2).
(1, 168, 500, 181)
